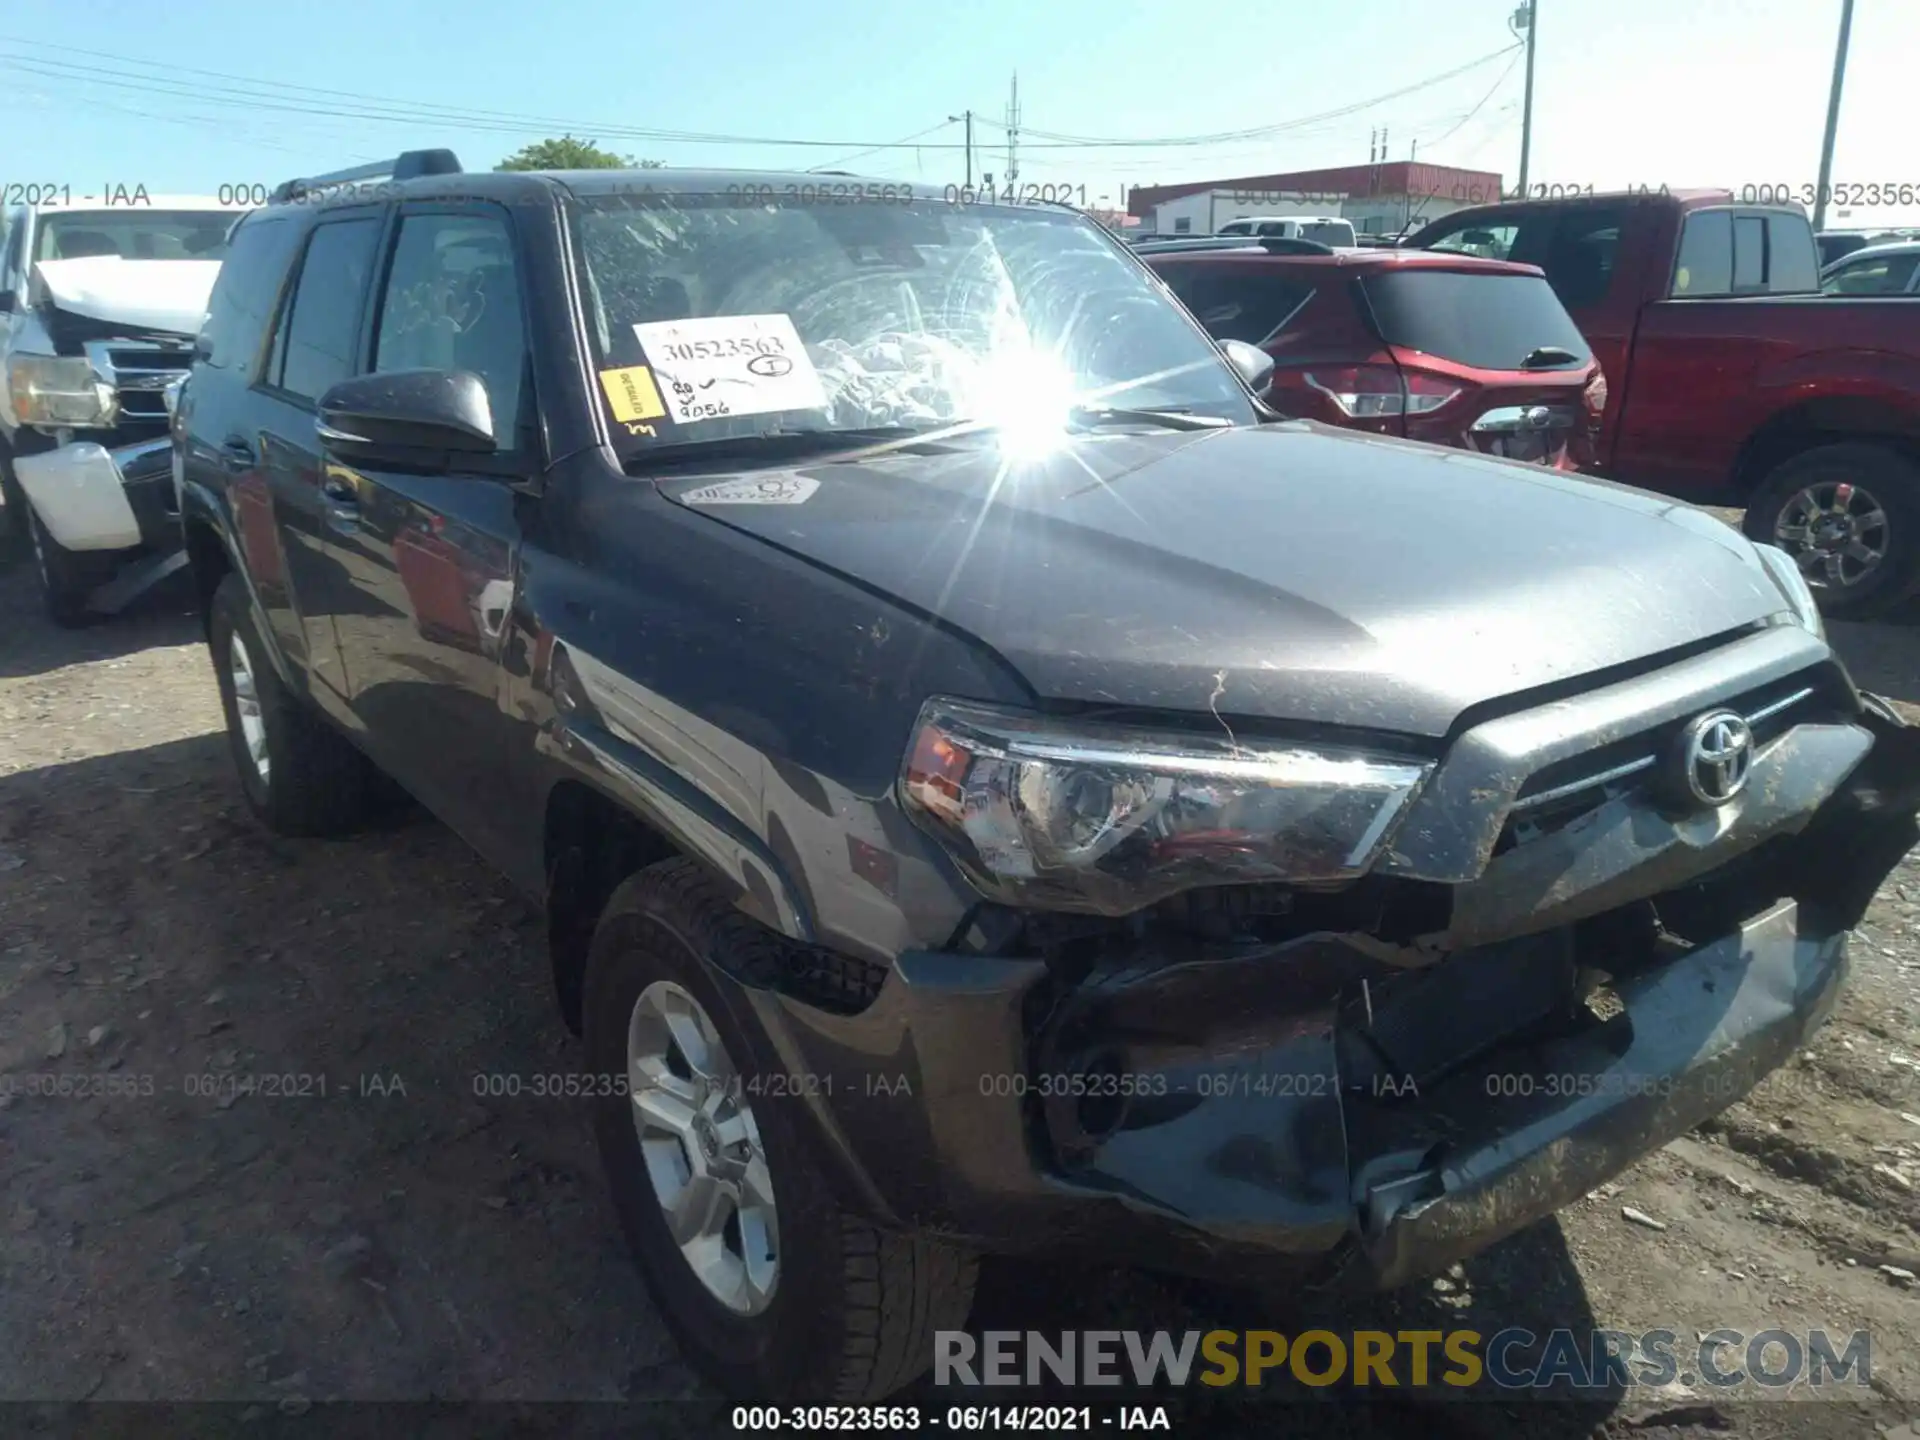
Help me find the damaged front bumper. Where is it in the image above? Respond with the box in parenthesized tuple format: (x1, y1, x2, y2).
(731, 694, 1920, 1289)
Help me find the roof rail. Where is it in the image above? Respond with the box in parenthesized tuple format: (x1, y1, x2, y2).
(270, 148, 463, 205)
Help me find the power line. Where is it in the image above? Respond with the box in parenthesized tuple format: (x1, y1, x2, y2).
(0, 37, 1527, 158)
(806, 120, 956, 173)
(971, 46, 1521, 149)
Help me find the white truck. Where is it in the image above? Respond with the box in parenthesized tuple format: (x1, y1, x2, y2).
(0, 196, 247, 623)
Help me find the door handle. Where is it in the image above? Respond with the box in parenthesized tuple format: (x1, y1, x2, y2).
(221, 436, 256, 466)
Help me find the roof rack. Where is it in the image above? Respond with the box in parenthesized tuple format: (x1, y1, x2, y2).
(270, 149, 463, 205)
(1131, 236, 1335, 257)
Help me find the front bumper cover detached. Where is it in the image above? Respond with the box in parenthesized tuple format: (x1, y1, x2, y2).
(728, 695, 1920, 1289)
(12, 433, 177, 553)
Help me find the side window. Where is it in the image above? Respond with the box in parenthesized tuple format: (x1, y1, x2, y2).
(371, 210, 527, 437)
(270, 218, 382, 402)
(1, 209, 24, 294)
(1173, 217, 1193, 235)
(1732, 216, 1766, 291)
(1824, 252, 1920, 294)
(1160, 267, 1313, 346)
(1540, 207, 1623, 309)
(1672, 210, 1732, 297)
(1424, 220, 1520, 260)
(198, 216, 302, 376)
(1765, 216, 1820, 293)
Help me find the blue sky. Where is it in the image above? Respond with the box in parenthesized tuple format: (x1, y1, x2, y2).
(5, 0, 1918, 226)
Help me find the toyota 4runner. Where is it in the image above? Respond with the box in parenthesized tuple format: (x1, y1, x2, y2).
(174, 150, 1920, 1404)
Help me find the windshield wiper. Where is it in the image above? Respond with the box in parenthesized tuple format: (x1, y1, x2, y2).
(628, 425, 961, 469)
(1066, 406, 1234, 432)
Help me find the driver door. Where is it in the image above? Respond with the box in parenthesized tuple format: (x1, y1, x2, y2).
(317, 201, 535, 870)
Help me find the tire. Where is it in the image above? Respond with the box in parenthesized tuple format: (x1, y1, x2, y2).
(1743, 443, 1920, 620)
(584, 858, 977, 1403)
(0, 439, 28, 552)
(26, 505, 113, 627)
(208, 571, 381, 836)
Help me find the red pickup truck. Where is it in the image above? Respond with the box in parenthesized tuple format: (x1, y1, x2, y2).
(1408, 190, 1920, 618)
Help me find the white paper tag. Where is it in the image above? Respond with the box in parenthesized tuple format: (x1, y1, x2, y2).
(631, 314, 828, 424)
(678, 475, 821, 507)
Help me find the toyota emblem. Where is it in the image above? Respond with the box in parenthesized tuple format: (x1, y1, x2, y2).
(1673, 709, 1754, 807)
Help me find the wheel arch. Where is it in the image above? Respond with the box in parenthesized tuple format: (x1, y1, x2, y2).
(1732, 396, 1920, 498)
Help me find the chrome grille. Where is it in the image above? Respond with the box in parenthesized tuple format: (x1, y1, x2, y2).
(83, 339, 194, 421)
(1494, 671, 1832, 853)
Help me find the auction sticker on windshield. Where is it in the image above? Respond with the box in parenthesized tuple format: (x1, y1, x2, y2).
(631, 314, 828, 424)
(678, 476, 821, 506)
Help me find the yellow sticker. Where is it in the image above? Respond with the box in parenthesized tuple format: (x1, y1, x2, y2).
(1675, 266, 1691, 293)
(599, 365, 666, 423)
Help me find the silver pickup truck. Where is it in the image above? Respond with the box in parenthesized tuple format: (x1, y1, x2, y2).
(0, 196, 243, 623)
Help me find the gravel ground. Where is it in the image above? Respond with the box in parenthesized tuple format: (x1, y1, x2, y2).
(4, 534, 1920, 1440)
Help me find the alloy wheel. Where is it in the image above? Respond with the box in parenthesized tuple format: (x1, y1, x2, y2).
(1773, 479, 1890, 590)
(627, 979, 778, 1315)
(228, 631, 271, 785)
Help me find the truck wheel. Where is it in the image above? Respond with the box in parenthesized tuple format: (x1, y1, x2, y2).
(208, 572, 381, 836)
(584, 858, 977, 1402)
(1743, 443, 1920, 619)
(0, 442, 28, 551)
(27, 507, 112, 627)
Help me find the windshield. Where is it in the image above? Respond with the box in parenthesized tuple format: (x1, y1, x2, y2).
(34, 210, 234, 263)
(573, 190, 1258, 456)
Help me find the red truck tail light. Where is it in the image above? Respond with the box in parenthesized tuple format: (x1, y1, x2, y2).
(1284, 364, 1463, 419)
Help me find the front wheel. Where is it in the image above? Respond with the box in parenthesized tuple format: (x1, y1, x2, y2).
(26, 506, 114, 627)
(1743, 443, 1920, 620)
(584, 858, 978, 1402)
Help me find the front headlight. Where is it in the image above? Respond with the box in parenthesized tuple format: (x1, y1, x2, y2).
(899, 698, 1433, 915)
(8, 354, 118, 428)
(1754, 542, 1825, 638)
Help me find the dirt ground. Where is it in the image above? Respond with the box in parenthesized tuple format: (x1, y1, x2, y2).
(5, 534, 1920, 1440)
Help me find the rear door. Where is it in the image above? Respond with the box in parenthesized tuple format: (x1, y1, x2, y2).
(251, 210, 385, 699)
(1357, 265, 1599, 467)
(320, 200, 534, 867)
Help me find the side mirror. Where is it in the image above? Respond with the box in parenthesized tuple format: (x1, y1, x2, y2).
(316, 369, 496, 458)
(1219, 338, 1276, 395)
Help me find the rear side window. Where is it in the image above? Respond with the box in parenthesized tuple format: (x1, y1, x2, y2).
(269, 217, 382, 402)
(1674, 209, 1820, 297)
(1157, 264, 1313, 345)
(198, 216, 302, 377)
(1672, 211, 1733, 296)
(1361, 269, 1592, 369)
(1766, 216, 1820, 292)
(1732, 216, 1766, 290)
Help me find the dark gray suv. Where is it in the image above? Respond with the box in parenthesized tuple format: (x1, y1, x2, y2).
(172, 149, 1920, 1404)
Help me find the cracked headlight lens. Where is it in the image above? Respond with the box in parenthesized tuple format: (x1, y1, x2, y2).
(899, 698, 1433, 915)
(1754, 541, 1824, 639)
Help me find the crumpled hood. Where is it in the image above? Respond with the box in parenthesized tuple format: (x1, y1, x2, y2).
(31, 257, 220, 335)
(658, 422, 1799, 738)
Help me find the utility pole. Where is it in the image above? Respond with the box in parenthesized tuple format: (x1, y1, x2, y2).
(948, 110, 975, 188)
(1406, 139, 1418, 228)
(1514, 1, 1538, 195)
(1811, 0, 1856, 232)
(1005, 75, 1020, 186)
